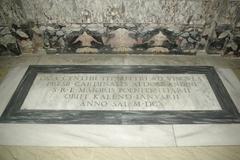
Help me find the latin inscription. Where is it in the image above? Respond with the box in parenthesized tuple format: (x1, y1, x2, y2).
(21, 74, 221, 110)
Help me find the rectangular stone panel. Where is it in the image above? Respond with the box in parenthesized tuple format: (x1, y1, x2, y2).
(22, 73, 221, 111)
(0, 65, 239, 124)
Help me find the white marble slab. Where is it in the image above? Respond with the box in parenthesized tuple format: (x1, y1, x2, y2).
(21, 73, 221, 111)
(171, 69, 240, 147)
(0, 66, 28, 116)
(216, 68, 240, 113)
(174, 124, 240, 146)
(0, 124, 175, 147)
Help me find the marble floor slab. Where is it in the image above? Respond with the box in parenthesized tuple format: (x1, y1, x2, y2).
(0, 66, 28, 115)
(0, 124, 175, 147)
(0, 55, 40, 69)
(37, 54, 125, 65)
(1, 146, 240, 160)
(217, 68, 240, 112)
(0, 60, 240, 146)
(174, 124, 240, 146)
(172, 69, 240, 147)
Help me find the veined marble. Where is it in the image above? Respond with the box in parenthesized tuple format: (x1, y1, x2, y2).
(20, 0, 205, 25)
(21, 73, 221, 111)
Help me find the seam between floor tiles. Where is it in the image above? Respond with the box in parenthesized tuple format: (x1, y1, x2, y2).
(36, 55, 44, 65)
(172, 125, 178, 147)
(35, 55, 42, 65)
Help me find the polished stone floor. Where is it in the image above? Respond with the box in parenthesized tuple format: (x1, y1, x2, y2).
(0, 54, 240, 160)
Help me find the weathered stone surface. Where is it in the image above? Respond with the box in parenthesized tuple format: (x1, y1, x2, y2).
(188, 37, 196, 44)
(112, 47, 133, 52)
(106, 28, 137, 48)
(0, 27, 11, 35)
(146, 47, 169, 53)
(58, 37, 65, 47)
(32, 32, 44, 53)
(180, 32, 189, 38)
(32, 26, 42, 35)
(145, 32, 169, 47)
(68, 24, 81, 32)
(0, 0, 239, 55)
(7, 43, 21, 55)
(0, 35, 16, 47)
(19, 0, 205, 25)
(56, 31, 64, 37)
(0, 45, 8, 56)
(2, 0, 238, 26)
(0, 23, 207, 55)
(16, 30, 29, 39)
(87, 24, 106, 34)
(0, 0, 26, 25)
(46, 26, 55, 35)
(179, 38, 188, 49)
(17, 39, 33, 53)
(39, 26, 47, 32)
(76, 47, 98, 53)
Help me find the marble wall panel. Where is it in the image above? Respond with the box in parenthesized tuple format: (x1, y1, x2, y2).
(19, 0, 205, 25)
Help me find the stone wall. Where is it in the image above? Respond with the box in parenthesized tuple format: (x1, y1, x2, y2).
(20, 0, 205, 25)
(0, 0, 240, 56)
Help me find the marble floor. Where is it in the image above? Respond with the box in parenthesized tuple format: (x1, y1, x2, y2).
(0, 54, 240, 159)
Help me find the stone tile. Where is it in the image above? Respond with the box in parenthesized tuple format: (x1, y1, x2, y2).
(232, 68, 240, 80)
(217, 68, 240, 112)
(0, 55, 40, 68)
(37, 54, 124, 65)
(144, 147, 240, 160)
(122, 55, 207, 65)
(121, 55, 240, 69)
(174, 124, 240, 146)
(201, 57, 240, 69)
(0, 55, 41, 82)
(1, 146, 240, 160)
(0, 124, 175, 147)
(0, 67, 8, 82)
(0, 66, 28, 115)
